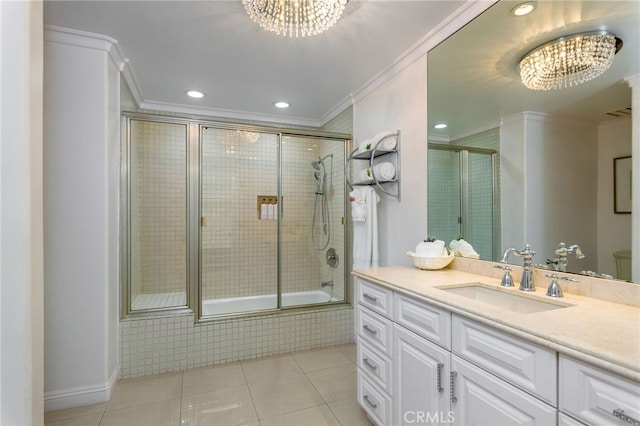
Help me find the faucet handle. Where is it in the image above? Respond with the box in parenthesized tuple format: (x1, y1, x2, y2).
(544, 273, 579, 298)
(494, 265, 514, 287)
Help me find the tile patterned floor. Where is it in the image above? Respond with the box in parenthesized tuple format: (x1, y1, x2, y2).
(44, 344, 372, 426)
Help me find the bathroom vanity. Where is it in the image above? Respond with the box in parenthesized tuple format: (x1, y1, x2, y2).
(353, 260, 640, 426)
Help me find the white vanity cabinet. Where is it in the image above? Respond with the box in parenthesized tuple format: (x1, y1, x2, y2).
(355, 276, 640, 426)
(450, 354, 557, 425)
(559, 355, 640, 426)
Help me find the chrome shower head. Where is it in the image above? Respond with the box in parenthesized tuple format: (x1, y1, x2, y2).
(314, 171, 321, 180)
(311, 161, 321, 170)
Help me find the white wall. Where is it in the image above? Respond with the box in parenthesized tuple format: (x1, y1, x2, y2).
(597, 118, 632, 277)
(43, 28, 121, 411)
(0, 1, 45, 424)
(500, 114, 526, 251)
(353, 55, 429, 266)
(501, 112, 598, 272)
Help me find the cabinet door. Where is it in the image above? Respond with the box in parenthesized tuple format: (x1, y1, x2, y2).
(394, 325, 451, 426)
(450, 355, 557, 426)
(560, 356, 640, 426)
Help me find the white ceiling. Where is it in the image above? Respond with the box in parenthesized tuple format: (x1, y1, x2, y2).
(43, 0, 467, 127)
(428, 0, 640, 139)
(43, 0, 640, 131)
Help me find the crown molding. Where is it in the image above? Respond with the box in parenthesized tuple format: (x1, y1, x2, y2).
(350, 0, 496, 106)
(624, 73, 640, 88)
(598, 115, 632, 130)
(139, 100, 322, 128)
(44, 25, 126, 70)
(502, 111, 597, 129)
(450, 120, 500, 141)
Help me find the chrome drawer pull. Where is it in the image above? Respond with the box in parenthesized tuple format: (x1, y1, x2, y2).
(363, 324, 378, 335)
(449, 371, 457, 403)
(363, 293, 378, 303)
(363, 395, 378, 409)
(436, 363, 444, 393)
(613, 409, 640, 426)
(363, 358, 378, 371)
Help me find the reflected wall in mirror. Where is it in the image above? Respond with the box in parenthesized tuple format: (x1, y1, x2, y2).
(427, 0, 639, 282)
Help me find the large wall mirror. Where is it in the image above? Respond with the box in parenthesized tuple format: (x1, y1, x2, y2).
(427, 0, 639, 281)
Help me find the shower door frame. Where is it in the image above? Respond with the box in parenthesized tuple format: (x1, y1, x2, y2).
(428, 143, 500, 261)
(120, 112, 352, 321)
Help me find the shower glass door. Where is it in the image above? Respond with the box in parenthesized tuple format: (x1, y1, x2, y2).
(280, 135, 347, 307)
(428, 144, 497, 260)
(128, 119, 189, 311)
(200, 127, 279, 316)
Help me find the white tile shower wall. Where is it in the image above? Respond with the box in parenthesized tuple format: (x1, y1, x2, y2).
(201, 129, 279, 301)
(119, 307, 354, 378)
(131, 120, 188, 296)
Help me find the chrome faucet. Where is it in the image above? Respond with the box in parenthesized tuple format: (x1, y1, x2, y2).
(501, 244, 536, 292)
(321, 280, 334, 287)
(552, 242, 585, 272)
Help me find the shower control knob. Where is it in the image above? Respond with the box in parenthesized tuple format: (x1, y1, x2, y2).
(326, 248, 339, 268)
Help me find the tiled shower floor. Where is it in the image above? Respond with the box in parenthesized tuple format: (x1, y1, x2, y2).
(44, 343, 372, 426)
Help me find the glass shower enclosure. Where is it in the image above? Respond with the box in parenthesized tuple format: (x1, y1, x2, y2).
(121, 114, 350, 319)
(428, 143, 499, 260)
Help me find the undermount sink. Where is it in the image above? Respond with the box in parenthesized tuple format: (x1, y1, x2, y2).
(437, 283, 572, 314)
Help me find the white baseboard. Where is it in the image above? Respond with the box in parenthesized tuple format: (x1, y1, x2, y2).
(44, 366, 120, 412)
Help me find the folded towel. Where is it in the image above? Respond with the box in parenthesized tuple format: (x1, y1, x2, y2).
(349, 188, 367, 222)
(358, 168, 373, 182)
(373, 131, 397, 150)
(358, 139, 372, 153)
(449, 239, 480, 259)
(416, 240, 447, 257)
(351, 205, 366, 222)
(372, 162, 395, 181)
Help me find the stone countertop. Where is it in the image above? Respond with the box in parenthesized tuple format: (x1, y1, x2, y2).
(353, 265, 640, 382)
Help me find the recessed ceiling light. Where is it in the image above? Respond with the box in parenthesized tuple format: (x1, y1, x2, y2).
(511, 1, 536, 17)
(274, 101, 290, 109)
(434, 123, 447, 129)
(186, 90, 204, 98)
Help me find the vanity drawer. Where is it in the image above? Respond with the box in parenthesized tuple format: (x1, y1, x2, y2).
(357, 369, 392, 426)
(356, 305, 393, 357)
(394, 292, 451, 350)
(452, 315, 557, 406)
(560, 355, 640, 426)
(357, 337, 393, 394)
(356, 278, 393, 319)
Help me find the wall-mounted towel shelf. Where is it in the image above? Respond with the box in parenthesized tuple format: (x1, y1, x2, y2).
(346, 130, 401, 200)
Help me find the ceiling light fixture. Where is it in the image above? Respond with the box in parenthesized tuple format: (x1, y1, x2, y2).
(510, 1, 536, 17)
(242, 0, 347, 38)
(186, 90, 204, 98)
(434, 123, 447, 129)
(519, 31, 623, 91)
(274, 101, 290, 109)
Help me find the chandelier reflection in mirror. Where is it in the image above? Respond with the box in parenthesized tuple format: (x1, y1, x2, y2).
(519, 31, 623, 91)
(242, 0, 347, 38)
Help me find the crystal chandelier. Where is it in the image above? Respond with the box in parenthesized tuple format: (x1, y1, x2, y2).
(242, 0, 347, 38)
(519, 31, 623, 91)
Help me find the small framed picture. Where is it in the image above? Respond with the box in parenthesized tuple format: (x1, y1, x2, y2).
(614, 156, 632, 214)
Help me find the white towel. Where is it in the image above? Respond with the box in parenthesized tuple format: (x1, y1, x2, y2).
(358, 168, 373, 182)
(449, 239, 480, 259)
(349, 188, 366, 222)
(352, 187, 380, 269)
(372, 162, 395, 181)
(358, 139, 372, 153)
(372, 131, 397, 150)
